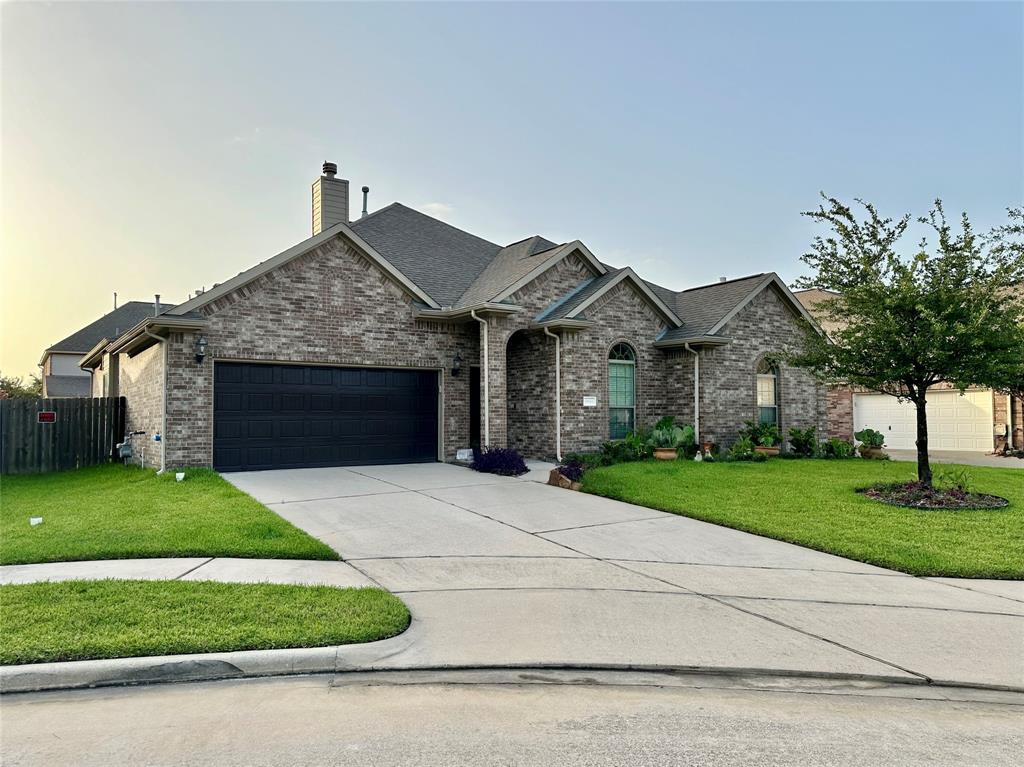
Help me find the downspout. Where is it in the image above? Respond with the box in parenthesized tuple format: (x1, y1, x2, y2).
(470, 310, 489, 447)
(684, 343, 700, 445)
(543, 327, 562, 461)
(143, 329, 168, 474)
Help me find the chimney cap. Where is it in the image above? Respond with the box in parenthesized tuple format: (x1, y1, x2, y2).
(322, 161, 338, 177)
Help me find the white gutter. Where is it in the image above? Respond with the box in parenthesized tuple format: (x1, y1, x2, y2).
(143, 329, 168, 474)
(684, 343, 700, 445)
(543, 327, 562, 461)
(470, 310, 489, 447)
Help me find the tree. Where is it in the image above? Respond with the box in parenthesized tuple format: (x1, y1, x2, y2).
(0, 373, 43, 400)
(790, 196, 1024, 487)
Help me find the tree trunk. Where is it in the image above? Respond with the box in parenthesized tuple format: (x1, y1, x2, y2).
(914, 396, 932, 488)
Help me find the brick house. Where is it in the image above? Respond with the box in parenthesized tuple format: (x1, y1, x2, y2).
(794, 288, 1023, 453)
(79, 162, 826, 472)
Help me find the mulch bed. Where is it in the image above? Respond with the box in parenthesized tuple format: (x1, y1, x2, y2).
(858, 482, 1009, 510)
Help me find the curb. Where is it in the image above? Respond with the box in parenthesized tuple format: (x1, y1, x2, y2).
(4, 636, 1022, 696)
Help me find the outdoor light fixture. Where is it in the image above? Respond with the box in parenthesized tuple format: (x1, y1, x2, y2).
(194, 335, 208, 364)
(451, 349, 464, 376)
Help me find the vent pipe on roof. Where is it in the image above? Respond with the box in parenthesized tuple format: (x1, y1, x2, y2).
(154, 294, 161, 316)
(114, 291, 118, 310)
(361, 186, 370, 218)
(719, 276, 727, 283)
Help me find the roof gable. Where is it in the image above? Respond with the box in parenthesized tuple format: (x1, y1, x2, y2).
(536, 267, 682, 327)
(456, 235, 563, 307)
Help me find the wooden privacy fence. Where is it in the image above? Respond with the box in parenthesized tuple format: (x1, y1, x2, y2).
(0, 397, 126, 475)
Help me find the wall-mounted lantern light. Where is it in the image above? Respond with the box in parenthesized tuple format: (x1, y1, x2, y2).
(451, 349, 464, 376)
(194, 335, 208, 364)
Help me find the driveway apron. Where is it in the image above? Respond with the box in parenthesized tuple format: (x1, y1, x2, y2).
(224, 463, 1024, 689)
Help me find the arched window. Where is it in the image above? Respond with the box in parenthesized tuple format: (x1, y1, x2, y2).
(756, 359, 779, 426)
(608, 343, 636, 439)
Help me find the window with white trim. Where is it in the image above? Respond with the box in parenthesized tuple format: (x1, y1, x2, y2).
(608, 343, 636, 439)
(756, 359, 779, 426)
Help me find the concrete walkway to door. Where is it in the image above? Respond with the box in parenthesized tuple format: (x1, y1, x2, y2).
(219, 462, 1024, 690)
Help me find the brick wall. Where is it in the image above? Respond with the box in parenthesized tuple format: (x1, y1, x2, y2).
(119, 342, 164, 468)
(506, 330, 556, 456)
(157, 234, 478, 467)
(827, 386, 854, 439)
(699, 286, 827, 448)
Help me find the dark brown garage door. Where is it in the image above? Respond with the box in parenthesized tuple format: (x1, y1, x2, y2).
(213, 362, 438, 472)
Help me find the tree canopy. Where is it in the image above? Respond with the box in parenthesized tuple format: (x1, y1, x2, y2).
(790, 196, 1024, 485)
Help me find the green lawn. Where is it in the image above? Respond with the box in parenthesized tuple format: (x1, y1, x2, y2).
(0, 465, 338, 565)
(581, 459, 1023, 578)
(0, 580, 410, 665)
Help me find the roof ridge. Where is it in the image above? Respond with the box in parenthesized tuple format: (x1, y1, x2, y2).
(349, 201, 400, 226)
(386, 202, 501, 249)
(677, 273, 767, 294)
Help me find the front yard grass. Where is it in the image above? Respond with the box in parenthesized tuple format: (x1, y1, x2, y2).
(0, 464, 338, 565)
(581, 459, 1023, 578)
(0, 580, 410, 665)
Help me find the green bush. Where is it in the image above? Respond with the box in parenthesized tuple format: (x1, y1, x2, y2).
(819, 437, 855, 459)
(647, 416, 695, 450)
(729, 436, 756, 461)
(787, 426, 816, 456)
(854, 428, 886, 448)
(740, 421, 781, 448)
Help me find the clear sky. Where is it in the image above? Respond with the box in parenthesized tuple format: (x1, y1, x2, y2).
(2, 1, 1021, 378)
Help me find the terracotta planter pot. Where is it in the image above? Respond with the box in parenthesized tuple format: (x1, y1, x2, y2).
(653, 448, 678, 461)
(860, 446, 886, 459)
(754, 446, 780, 457)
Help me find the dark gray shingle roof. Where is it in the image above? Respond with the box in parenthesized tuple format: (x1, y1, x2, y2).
(350, 203, 502, 307)
(657, 273, 768, 340)
(456, 235, 561, 307)
(46, 302, 164, 354)
(536, 269, 625, 322)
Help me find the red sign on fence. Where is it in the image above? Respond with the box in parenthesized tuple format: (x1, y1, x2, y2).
(37, 411, 56, 424)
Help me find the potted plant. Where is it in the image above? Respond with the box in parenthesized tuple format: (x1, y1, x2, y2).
(854, 428, 887, 459)
(742, 421, 782, 457)
(646, 416, 694, 460)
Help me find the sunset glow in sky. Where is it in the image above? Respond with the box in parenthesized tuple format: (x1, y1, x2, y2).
(2, 1, 1021, 378)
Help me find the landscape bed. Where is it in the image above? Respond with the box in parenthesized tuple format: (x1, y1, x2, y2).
(0, 580, 410, 665)
(580, 459, 1023, 578)
(0, 464, 338, 566)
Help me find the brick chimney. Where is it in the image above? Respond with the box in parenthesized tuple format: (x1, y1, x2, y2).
(312, 161, 348, 235)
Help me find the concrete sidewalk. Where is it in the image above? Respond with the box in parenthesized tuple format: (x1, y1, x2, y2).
(3, 462, 1022, 693)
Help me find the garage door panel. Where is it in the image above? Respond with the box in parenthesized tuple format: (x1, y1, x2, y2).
(214, 362, 438, 471)
(853, 390, 993, 452)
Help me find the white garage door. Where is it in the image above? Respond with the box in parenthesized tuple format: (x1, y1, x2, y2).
(853, 390, 994, 452)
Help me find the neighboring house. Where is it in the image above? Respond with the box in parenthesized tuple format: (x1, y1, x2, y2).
(793, 289, 1023, 453)
(39, 302, 159, 398)
(79, 162, 827, 472)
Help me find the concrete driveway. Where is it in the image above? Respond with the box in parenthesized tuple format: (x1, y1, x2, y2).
(225, 463, 1024, 689)
(888, 449, 1024, 469)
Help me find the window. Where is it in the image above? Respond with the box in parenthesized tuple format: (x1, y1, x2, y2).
(756, 359, 778, 426)
(608, 343, 636, 439)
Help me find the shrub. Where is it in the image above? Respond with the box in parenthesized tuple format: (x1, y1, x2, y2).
(623, 427, 652, 460)
(819, 438, 854, 459)
(471, 447, 528, 476)
(740, 420, 781, 447)
(647, 416, 695, 450)
(937, 467, 973, 493)
(787, 426, 816, 457)
(557, 459, 586, 483)
(854, 428, 886, 448)
(729, 436, 756, 461)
